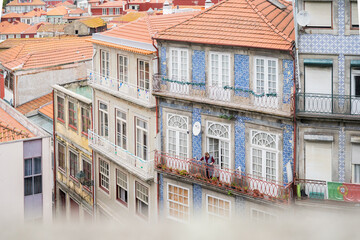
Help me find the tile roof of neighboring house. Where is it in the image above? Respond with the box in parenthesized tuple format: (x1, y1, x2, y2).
(69, 8, 87, 14)
(0, 37, 92, 71)
(0, 107, 34, 142)
(99, 12, 197, 45)
(38, 102, 53, 119)
(55, 0, 74, 6)
(129, 0, 166, 4)
(16, 92, 53, 115)
(1, 12, 22, 18)
(22, 22, 45, 34)
(0, 37, 49, 50)
(0, 21, 31, 34)
(47, 6, 69, 16)
(22, 8, 47, 18)
(37, 23, 67, 32)
(156, 0, 295, 51)
(94, 0, 125, 7)
(7, 0, 46, 6)
(79, 17, 106, 28)
(112, 11, 147, 23)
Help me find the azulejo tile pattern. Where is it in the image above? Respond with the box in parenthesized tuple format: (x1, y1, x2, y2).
(281, 124, 294, 184)
(193, 184, 202, 213)
(159, 173, 164, 215)
(192, 108, 202, 159)
(160, 46, 167, 76)
(338, 127, 346, 182)
(235, 116, 250, 172)
(234, 54, 250, 97)
(160, 106, 163, 153)
(192, 50, 206, 90)
(282, 59, 294, 104)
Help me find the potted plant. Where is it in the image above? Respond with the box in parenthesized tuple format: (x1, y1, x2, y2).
(231, 182, 237, 190)
(243, 186, 248, 193)
(169, 167, 173, 172)
(253, 189, 260, 197)
(179, 170, 189, 176)
(156, 163, 162, 169)
(211, 177, 218, 184)
(161, 165, 167, 171)
(175, 169, 180, 175)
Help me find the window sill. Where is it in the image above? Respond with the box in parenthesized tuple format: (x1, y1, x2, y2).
(99, 185, 109, 195)
(69, 124, 78, 131)
(82, 131, 89, 137)
(57, 118, 65, 124)
(58, 167, 66, 175)
(116, 198, 128, 207)
(83, 185, 93, 193)
(69, 175, 80, 185)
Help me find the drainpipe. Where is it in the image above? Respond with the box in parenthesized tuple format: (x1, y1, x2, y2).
(52, 89, 57, 217)
(290, 47, 297, 196)
(293, 0, 301, 92)
(91, 48, 97, 218)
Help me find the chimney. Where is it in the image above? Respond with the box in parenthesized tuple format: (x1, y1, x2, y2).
(205, 0, 213, 9)
(163, 0, 171, 14)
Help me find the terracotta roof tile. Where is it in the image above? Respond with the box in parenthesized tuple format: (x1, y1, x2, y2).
(22, 8, 47, 18)
(55, 0, 74, 6)
(7, 0, 46, 6)
(1, 12, 22, 18)
(0, 108, 34, 142)
(69, 8, 87, 14)
(37, 23, 67, 32)
(16, 92, 53, 115)
(47, 6, 69, 16)
(38, 102, 53, 119)
(156, 0, 294, 51)
(112, 11, 147, 23)
(0, 21, 31, 34)
(79, 17, 106, 28)
(94, 0, 125, 7)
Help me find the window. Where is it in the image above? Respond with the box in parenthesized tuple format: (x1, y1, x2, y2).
(99, 159, 109, 191)
(167, 114, 188, 158)
(108, 8, 113, 15)
(69, 150, 78, 178)
(118, 55, 128, 83)
(68, 101, 77, 129)
(207, 195, 230, 221)
(82, 158, 92, 187)
(304, 1, 332, 28)
(57, 96, 65, 122)
(101, 50, 110, 78)
(99, 102, 108, 138)
(354, 164, 360, 183)
(4, 72, 14, 91)
(251, 209, 277, 222)
(81, 107, 91, 135)
(116, 169, 128, 204)
(138, 60, 150, 91)
(24, 157, 42, 196)
(351, 1, 359, 28)
(251, 130, 277, 181)
(170, 48, 189, 82)
(102, 8, 107, 15)
(135, 182, 149, 218)
(206, 121, 230, 169)
(254, 57, 277, 95)
(57, 142, 65, 171)
(116, 109, 126, 149)
(352, 144, 360, 183)
(115, 8, 120, 14)
(167, 184, 189, 222)
(209, 52, 230, 88)
(136, 118, 148, 161)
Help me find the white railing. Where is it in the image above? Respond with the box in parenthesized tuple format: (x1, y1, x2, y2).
(87, 70, 155, 106)
(88, 130, 154, 180)
(153, 75, 284, 111)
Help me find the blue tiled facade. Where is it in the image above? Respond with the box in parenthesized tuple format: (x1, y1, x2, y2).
(192, 108, 202, 159)
(282, 59, 294, 104)
(192, 50, 206, 90)
(281, 124, 294, 184)
(193, 184, 202, 213)
(234, 54, 250, 97)
(159, 173, 164, 215)
(234, 116, 250, 172)
(160, 46, 167, 76)
(338, 127, 346, 182)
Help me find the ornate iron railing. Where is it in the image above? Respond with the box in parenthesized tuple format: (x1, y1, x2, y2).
(88, 130, 154, 180)
(152, 74, 289, 111)
(155, 151, 293, 204)
(296, 93, 360, 115)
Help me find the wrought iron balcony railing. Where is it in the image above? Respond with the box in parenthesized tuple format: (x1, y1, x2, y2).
(296, 93, 360, 116)
(88, 130, 154, 181)
(295, 179, 360, 203)
(153, 75, 291, 114)
(88, 70, 155, 107)
(155, 151, 293, 204)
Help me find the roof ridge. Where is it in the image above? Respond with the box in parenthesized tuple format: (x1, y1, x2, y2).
(245, 0, 293, 46)
(156, 0, 231, 37)
(0, 121, 30, 139)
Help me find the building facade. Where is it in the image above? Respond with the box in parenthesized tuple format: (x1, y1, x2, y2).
(154, 0, 296, 222)
(53, 80, 94, 221)
(294, 0, 360, 206)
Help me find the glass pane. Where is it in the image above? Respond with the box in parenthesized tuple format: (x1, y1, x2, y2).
(24, 158, 32, 176)
(34, 157, 41, 175)
(24, 177, 33, 196)
(34, 176, 42, 194)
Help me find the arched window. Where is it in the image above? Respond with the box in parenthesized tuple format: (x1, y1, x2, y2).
(168, 114, 188, 130)
(207, 122, 230, 140)
(206, 121, 230, 170)
(251, 131, 276, 149)
(167, 114, 188, 159)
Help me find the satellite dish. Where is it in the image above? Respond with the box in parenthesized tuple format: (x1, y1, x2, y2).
(297, 10, 311, 26)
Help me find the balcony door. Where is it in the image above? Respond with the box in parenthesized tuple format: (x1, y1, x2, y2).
(169, 48, 189, 94)
(351, 70, 360, 114)
(208, 52, 231, 101)
(304, 65, 332, 113)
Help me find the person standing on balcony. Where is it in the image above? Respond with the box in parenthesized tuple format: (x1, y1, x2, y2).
(199, 152, 215, 179)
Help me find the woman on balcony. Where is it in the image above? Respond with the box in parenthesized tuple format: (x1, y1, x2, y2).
(199, 152, 215, 179)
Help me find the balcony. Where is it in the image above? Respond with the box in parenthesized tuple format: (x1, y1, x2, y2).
(87, 70, 156, 108)
(296, 93, 360, 118)
(295, 179, 360, 204)
(88, 130, 154, 181)
(152, 75, 291, 117)
(155, 151, 293, 204)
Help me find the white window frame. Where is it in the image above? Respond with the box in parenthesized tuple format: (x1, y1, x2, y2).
(118, 55, 128, 83)
(57, 141, 66, 171)
(115, 8, 120, 14)
(209, 52, 231, 88)
(250, 130, 278, 182)
(99, 101, 108, 138)
(351, 1, 359, 28)
(253, 56, 278, 95)
(99, 158, 110, 192)
(69, 149, 78, 178)
(135, 181, 149, 219)
(206, 121, 231, 170)
(251, 208, 277, 222)
(101, 50, 110, 78)
(166, 113, 189, 158)
(138, 59, 150, 91)
(116, 168, 128, 205)
(167, 183, 189, 223)
(136, 117, 148, 161)
(169, 48, 189, 82)
(206, 194, 231, 220)
(102, 8, 107, 15)
(115, 109, 127, 149)
(304, 1, 333, 28)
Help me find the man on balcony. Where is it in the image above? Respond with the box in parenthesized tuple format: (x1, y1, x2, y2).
(199, 152, 215, 179)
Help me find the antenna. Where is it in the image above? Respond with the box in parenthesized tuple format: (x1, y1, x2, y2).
(297, 10, 311, 26)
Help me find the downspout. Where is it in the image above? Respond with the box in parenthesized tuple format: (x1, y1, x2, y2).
(290, 47, 297, 196)
(293, 0, 301, 92)
(91, 47, 97, 218)
(52, 89, 57, 217)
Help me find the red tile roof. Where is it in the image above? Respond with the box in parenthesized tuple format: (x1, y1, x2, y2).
(95, 0, 125, 7)
(38, 102, 53, 119)
(47, 6, 69, 16)
(0, 21, 31, 34)
(0, 37, 92, 70)
(0, 108, 34, 142)
(156, 0, 294, 51)
(37, 23, 67, 32)
(22, 8, 47, 18)
(16, 92, 53, 115)
(55, 0, 74, 6)
(7, 0, 46, 6)
(1, 12, 22, 18)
